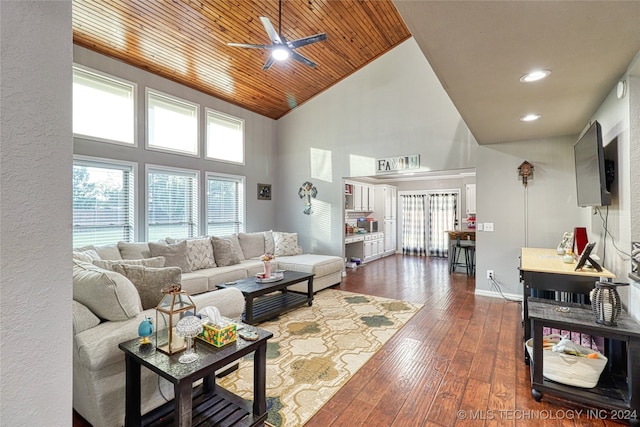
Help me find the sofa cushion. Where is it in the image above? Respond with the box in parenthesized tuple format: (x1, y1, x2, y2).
(118, 241, 151, 259)
(148, 241, 192, 273)
(211, 237, 242, 267)
(275, 254, 344, 277)
(92, 256, 166, 270)
(273, 231, 303, 256)
(180, 272, 210, 295)
(72, 260, 142, 321)
(238, 232, 266, 259)
(111, 264, 182, 310)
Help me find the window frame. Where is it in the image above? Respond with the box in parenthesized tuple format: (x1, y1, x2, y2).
(72, 155, 137, 247)
(145, 88, 200, 157)
(206, 171, 246, 236)
(205, 108, 245, 165)
(146, 164, 200, 241)
(72, 64, 138, 147)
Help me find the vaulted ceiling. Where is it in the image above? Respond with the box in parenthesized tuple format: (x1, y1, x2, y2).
(72, 0, 411, 120)
(72, 1, 640, 145)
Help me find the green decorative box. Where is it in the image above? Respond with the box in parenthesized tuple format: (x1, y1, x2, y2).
(198, 322, 237, 347)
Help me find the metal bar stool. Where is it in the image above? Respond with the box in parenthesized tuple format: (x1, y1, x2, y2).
(450, 235, 476, 277)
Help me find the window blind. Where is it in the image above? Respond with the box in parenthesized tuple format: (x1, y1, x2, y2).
(147, 168, 198, 241)
(72, 160, 134, 247)
(207, 173, 245, 236)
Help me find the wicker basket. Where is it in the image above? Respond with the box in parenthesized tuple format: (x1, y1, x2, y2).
(525, 334, 608, 389)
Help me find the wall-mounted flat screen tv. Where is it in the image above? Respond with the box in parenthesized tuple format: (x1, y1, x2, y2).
(574, 120, 611, 207)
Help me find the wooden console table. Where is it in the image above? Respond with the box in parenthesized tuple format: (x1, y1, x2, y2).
(119, 324, 272, 427)
(519, 247, 615, 362)
(528, 299, 640, 425)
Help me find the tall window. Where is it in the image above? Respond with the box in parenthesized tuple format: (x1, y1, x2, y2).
(428, 192, 458, 257)
(147, 90, 198, 156)
(147, 167, 198, 241)
(207, 173, 245, 235)
(73, 158, 135, 247)
(73, 66, 136, 145)
(206, 109, 244, 164)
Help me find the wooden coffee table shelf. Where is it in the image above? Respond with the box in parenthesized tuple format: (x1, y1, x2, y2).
(217, 271, 314, 324)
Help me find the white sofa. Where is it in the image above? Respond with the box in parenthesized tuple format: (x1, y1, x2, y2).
(72, 231, 343, 427)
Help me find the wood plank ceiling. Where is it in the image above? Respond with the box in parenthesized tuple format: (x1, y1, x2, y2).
(72, 0, 411, 120)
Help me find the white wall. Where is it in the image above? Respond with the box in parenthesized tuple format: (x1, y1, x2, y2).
(0, 2, 73, 425)
(73, 46, 279, 235)
(474, 136, 582, 296)
(276, 39, 479, 256)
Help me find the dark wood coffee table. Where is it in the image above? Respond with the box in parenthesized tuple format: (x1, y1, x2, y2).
(119, 324, 272, 427)
(217, 271, 314, 324)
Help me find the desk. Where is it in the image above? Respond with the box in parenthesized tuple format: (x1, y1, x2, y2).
(529, 299, 640, 424)
(519, 248, 615, 362)
(119, 325, 272, 427)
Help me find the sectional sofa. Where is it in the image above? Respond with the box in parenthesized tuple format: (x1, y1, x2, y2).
(72, 230, 343, 427)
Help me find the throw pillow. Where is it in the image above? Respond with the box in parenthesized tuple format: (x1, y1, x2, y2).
(148, 241, 192, 273)
(92, 244, 122, 260)
(91, 256, 166, 270)
(238, 232, 266, 259)
(117, 241, 151, 259)
(217, 234, 245, 261)
(273, 231, 304, 256)
(111, 264, 181, 310)
(264, 230, 275, 255)
(184, 238, 216, 270)
(72, 260, 142, 321)
(210, 237, 242, 267)
(73, 249, 101, 263)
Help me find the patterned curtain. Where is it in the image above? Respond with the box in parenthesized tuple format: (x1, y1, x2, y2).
(401, 195, 427, 256)
(429, 193, 458, 257)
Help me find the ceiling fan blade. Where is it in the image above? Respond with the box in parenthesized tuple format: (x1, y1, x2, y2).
(260, 17, 282, 45)
(227, 42, 272, 49)
(287, 33, 327, 49)
(290, 50, 317, 68)
(262, 55, 276, 71)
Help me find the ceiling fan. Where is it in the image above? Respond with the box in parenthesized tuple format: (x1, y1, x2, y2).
(227, 0, 327, 70)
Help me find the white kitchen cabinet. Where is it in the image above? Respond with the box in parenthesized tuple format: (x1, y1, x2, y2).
(363, 232, 384, 262)
(345, 180, 373, 212)
(466, 184, 476, 215)
(384, 219, 396, 254)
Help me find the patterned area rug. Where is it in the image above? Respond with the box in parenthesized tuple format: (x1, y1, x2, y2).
(217, 289, 423, 427)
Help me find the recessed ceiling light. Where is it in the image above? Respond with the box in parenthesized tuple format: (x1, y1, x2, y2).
(520, 69, 551, 83)
(521, 114, 541, 122)
(272, 47, 289, 61)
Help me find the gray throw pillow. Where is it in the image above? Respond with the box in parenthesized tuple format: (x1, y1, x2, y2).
(111, 264, 182, 310)
(238, 232, 266, 259)
(72, 260, 142, 321)
(117, 241, 151, 259)
(92, 256, 166, 270)
(148, 241, 192, 273)
(211, 237, 242, 267)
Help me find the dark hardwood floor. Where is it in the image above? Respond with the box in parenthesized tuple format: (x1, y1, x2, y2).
(73, 254, 626, 427)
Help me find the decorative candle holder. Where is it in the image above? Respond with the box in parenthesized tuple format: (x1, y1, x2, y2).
(591, 281, 629, 326)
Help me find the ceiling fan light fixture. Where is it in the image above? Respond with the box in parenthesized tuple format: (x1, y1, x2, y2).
(520, 69, 551, 83)
(520, 113, 541, 122)
(272, 47, 290, 61)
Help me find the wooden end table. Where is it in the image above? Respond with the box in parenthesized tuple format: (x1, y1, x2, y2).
(119, 324, 272, 427)
(217, 271, 314, 324)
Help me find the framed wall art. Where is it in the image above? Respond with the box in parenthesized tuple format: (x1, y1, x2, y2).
(257, 183, 271, 200)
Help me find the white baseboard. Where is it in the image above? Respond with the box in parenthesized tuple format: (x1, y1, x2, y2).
(474, 288, 522, 301)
